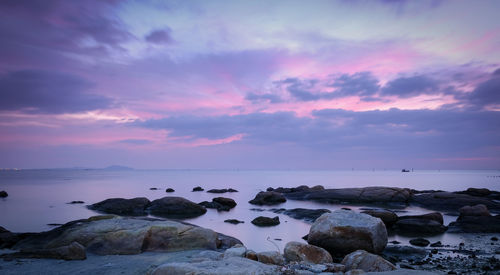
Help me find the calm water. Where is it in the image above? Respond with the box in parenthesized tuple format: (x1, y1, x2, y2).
(1, 169, 499, 252)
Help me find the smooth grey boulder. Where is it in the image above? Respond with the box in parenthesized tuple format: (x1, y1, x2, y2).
(88, 197, 150, 216)
(341, 250, 396, 272)
(284, 241, 333, 264)
(148, 196, 207, 218)
(307, 210, 388, 256)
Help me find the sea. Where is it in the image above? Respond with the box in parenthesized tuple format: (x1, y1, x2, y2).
(1, 169, 499, 252)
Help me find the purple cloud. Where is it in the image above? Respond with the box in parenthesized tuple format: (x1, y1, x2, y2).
(145, 28, 173, 44)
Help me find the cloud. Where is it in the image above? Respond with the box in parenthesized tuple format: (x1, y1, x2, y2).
(329, 72, 380, 100)
(145, 28, 173, 44)
(0, 70, 113, 114)
(118, 139, 153, 145)
(462, 69, 500, 109)
(245, 92, 283, 103)
(381, 75, 439, 98)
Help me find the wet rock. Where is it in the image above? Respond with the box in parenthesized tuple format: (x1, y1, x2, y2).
(0, 190, 8, 198)
(430, 241, 443, 247)
(12, 216, 237, 255)
(213, 197, 237, 208)
(341, 250, 396, 272)
(448, 215, 500, 233)
(398, 212, 444, 224)
(394, 218, 447, 235)
(409, 238, 430, 247)
(307, 210, 388, 256)
(67, 201, 84, 204)
(382, 245, 427, 262)
(152, 256, 279, 275)
(224, 244, 247, 258)
(150, 187, 159, 190)
(411, 191, 500, 212)
(246, 250, 258, 261)
(224, 219, 244, 224)
(3, 241, 86, 261)
(457, 188, 492, 197)
(284, 241, 333, 264)
(257, 251, 284, 265)
(361, 209, 398, 227)
(88, 197, 150, 216)
(148, 196, 207, 218)
(0, 227, 28, 249)
(192, 186, 204, 192)
(165, 188, 175, 193)
(270, 208, 331, 223)
(459, 204, 490, 217)
(251, 216, 280, 227)
(207, 188, 238, 193)
(249, 191, 286, 205)
(199, 197, 236, 212)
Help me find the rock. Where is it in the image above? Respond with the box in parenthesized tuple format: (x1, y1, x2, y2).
(207, 188, 238, 193)
(249, 191, 286, 205)
(3, 241, 86, 260)
(246, 250, 258, 261)
(150, 187, 159, 190)
(148, 196, 207, 218)
(224, 219, 244, 224)
(448, 215, 500, 233)
(0, 227, 28, 249)
(251, 216, 280, 227)
(285, 187, 411, 205)
(284, 241, 333, 264)
(192, 186, 204, 192)
(224, 244, 247, 258)
(394, 218, 447, 235)
(152, 256, 279, 275)
(307, 210, 388, 256)
(13, 216, 238, 255)
(217, 233, 243, 250)
(457, 188, 492, 197)
(257, 251, 284, 265)
(341, 250, 396, 272)
(398, 212, 444, 224)
(270, 208, 331, 223)
(382, 245, 427, 262)
(345, 270, 366, 275)
(165, 188, 175, 193)
(67, 201, 84, 204)
(213, 197, 237, 208)
(361, 209, 398, 227)
(459, 204, 490, 217)
(409, 238, 430, 247)
(411, 191, 500, 212)
(430, 241, 443, 247)
(0, 190, 7, 198)
(88, 197, 150, 216)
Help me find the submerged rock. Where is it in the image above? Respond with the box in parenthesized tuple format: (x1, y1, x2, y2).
(270, 208, 331, 223)
(409, 238, 430, 247)
(0, 190, 8, 198)
(165, 188, 175, 193)
(341, 250, 396, 272)
(251, 216, 280, 227)
(192, 186, 204, 192)
(12, 216, 240, 255)
(224, 219, 244, 224)
(199, 197, 236, 212)
(207, 188, 238, 193)
(67, 201, 84, 204)
(148, 196, 207, 218)
(88, 197, 150, 216)
(307, 210, 388, 256)
(249, 191, 286, 205)
(284, 241, 333, 264)
(213, 197, 237, 208)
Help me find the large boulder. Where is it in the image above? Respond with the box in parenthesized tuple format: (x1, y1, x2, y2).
(152, 256, 279, 275)
(284, 241, 333, 264)
(341, 250, 396, 272)
(411, 191, 500, 212)
(284, 187, 411, 205)
(459, 204, 490, 217)
(88, 197, 150, 216)
(249, 191, 286, 205)
(270, 208, 331, 223)
(361, 209, 398, 227)
(13, 216, 240, 255)
(148, 196, 207, 218)
(307, 210, 388, 256)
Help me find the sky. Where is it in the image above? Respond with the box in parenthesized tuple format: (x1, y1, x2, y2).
(0, 0, 499, 169)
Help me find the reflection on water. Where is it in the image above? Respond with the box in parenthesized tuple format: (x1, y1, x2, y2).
(0, 169, 499, 252)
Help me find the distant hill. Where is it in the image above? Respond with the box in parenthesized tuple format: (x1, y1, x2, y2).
(103, 165, 134, 171)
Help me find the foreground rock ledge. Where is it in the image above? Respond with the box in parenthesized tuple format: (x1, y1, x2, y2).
(10, 215, 241, 256)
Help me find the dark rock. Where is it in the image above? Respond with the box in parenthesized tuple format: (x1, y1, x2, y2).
(430, 241, 443, 247)
(302, 234, 309, 241)
(2, 241, 86, 260)
(270, 208, 331, 223)
(398, 212, 444, 224)
(216, 233, 243, 250)
(165, 188, 175, 193)
(410, 238, 430, 247)
(400, 263, 415, 269)
(213, 197, 237, 208)
(0, 227, 30, 249)
(448, 215, 500, 233)
(456, 188, 492, 197)
(492, 237, 498, 241)
(192, 186, 204, 192)
(199, 197, 236, 212)
(0, 190, 8, 198)
(361, 209, 398, 226)
(251, 216, 280, 227)
(383, 245, 427, 262)
(459, 204, 490, 217)
(207, 188, 239, 193)
(149, 187, 159, 190)
(47, 223, 63, 226)
(88, 197, 150, 216)
(67, 201, 84, 204)
(224, 219, 244, 224)
(394, 218, 447, 235)
(248, 191, 286, 205)
(148, 196, 207, 218)
(411, 191, 500, 212)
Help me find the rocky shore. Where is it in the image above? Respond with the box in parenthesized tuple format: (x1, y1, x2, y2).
(2, 185, 500, 274)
